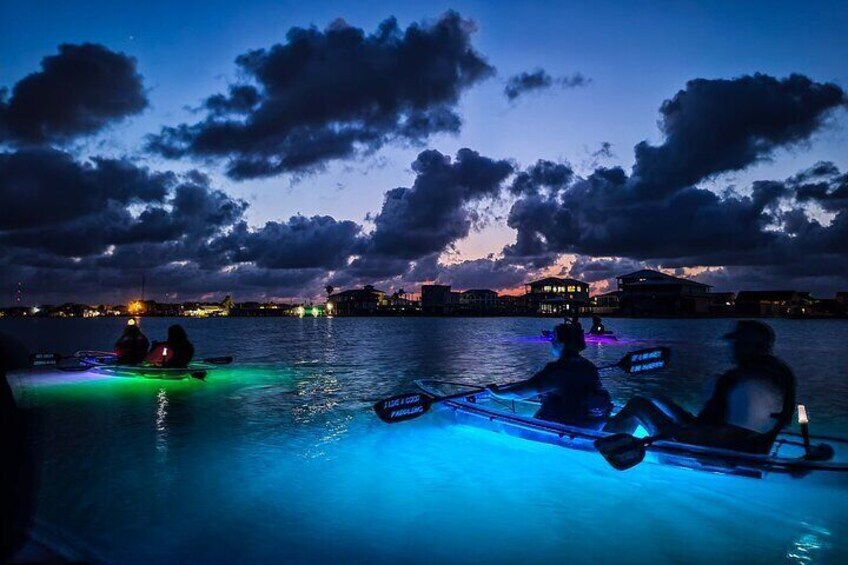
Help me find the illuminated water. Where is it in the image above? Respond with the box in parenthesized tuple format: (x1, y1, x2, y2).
(4, 317, 848, 563)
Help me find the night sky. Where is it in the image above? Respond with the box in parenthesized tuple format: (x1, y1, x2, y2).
(1, 0, 846, 305)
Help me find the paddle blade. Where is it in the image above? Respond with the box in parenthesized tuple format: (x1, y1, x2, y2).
(373, 392, 433, 424)
(619, 347, 671, 374)
(594, 434, 648, 471)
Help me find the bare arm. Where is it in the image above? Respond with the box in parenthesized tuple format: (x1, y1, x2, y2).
(489, 366, 558, 400)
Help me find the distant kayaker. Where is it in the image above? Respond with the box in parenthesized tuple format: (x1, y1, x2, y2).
(603, 320, 796, 453)
(487, 322, 612, 428)
(114, 320, 150, 365)
(589, 316, 606, 335)
(147, 325, 194, 368)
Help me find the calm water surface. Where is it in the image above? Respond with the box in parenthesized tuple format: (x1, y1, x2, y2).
(4, 317, 848, 563)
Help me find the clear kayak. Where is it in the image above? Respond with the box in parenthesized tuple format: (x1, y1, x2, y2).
(541, 330, 618, 344)
(416, 380, 848, 480)
(77, 351, 218, 380)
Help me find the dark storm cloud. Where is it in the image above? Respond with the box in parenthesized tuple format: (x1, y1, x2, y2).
(631, 73, 845, 199)
(504, 74, 847, 277)
(504, 69, 589, 101)
(429, 257, 530, 290)
(791, 161, 848, 213)
(509, 159, 573, 197)
(0, 148, 171, 230)
(212, 215, 365, 270)
(148, 12, 494, 179)
(566, 256, 647, 284)
(0, 168, 247, 257)
(363, 148, 512, 265)
(0, 43, 147, 144)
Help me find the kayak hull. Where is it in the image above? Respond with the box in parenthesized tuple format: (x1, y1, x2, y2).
(79, 355, 216, 380)
(541, 330, 618, 344)
(416, 380, 848, 480)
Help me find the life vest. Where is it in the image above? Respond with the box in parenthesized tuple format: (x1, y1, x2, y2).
(725, 378, 784, 434)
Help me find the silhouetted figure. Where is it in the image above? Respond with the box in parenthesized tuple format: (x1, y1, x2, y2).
(589, 316, 606, 335)
(604, 320, 796, 453)
(488, 323, 612, 428)
(147, 325, 195, 368)
(114, 321, 150, 365)
(1, 332, 34, 560)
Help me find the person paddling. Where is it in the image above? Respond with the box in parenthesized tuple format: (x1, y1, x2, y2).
(147, 325, 194, 368)
(589, 316, 606, 335)
(114, 319, 150, 365)
(487, 322, 612, 428)
(603, 320, 796, 453)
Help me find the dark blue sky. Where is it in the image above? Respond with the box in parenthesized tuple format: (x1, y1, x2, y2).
(1, 1, 847, 303)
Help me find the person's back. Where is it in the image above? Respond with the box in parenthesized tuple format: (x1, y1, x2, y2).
(163, 325, 194, 368)
(114, 325, 149, 365)
(604, 320, 795, 454)
(697, 353, 795, 441)
(533, 355, 611, 426)
(589, 316, 606, 335)
(489, 322, 611, 427)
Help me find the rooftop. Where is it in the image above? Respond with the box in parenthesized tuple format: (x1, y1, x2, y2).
(617, 269, 710, 288)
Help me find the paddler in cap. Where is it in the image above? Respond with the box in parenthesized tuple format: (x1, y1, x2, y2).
(603, 320, 796, 453)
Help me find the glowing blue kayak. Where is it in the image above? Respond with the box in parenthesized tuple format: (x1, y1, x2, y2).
(416, 380, 848, 480)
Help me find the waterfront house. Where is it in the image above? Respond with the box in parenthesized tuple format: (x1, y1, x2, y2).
(709, 292, 736, 315)
(421, 284, 460, 314)
(735, 290, 812, 317)
(589, 291, 621, 314)
(617, 269, 711, 316)
(458, 289, 500, 314)
(327, 285, 386, 316)
(524, 277, 590, 315)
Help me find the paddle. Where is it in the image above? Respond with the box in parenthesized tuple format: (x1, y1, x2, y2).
(594, 433, 662, 471)
(373, 347, 671, 424)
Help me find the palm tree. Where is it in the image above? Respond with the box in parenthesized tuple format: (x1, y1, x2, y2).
(325, 285, 334, 297)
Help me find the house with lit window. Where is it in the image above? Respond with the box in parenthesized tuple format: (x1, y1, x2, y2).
(327, 285, 386, 316)
(523, 277, 590, 315)
(458, 289, 500, 314)
(588, 291, 621, 314)
(617, 269, 711, 316)
(735, 290, 812, 317)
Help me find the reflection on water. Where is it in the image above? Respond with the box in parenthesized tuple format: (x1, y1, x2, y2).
(787, 525, 831, 564)
(155, 388, 168, 456)
(3, 317, 848, 563)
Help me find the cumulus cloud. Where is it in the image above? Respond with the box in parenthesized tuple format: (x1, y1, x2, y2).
(503, 74, 847, 282)
(352, 148, 512, 278)
(631, 73, 845, 199)
(0, 43, 147, 144)
(213, 215, 365, 270)
(0, 152, 246, 257)
(148, 12, 494, 179)
(0, 148, 170, 231)
(504, 69, 589, 101)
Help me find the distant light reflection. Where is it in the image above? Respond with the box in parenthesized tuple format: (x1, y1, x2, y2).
(155, 388, 169, 457)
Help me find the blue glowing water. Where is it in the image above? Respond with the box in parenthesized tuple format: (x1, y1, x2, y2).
(4, 317, 848, 563)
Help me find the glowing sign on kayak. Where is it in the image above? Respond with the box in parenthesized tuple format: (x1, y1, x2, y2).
(630, 360, 666, 373)
(631, 350, 663, 362)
